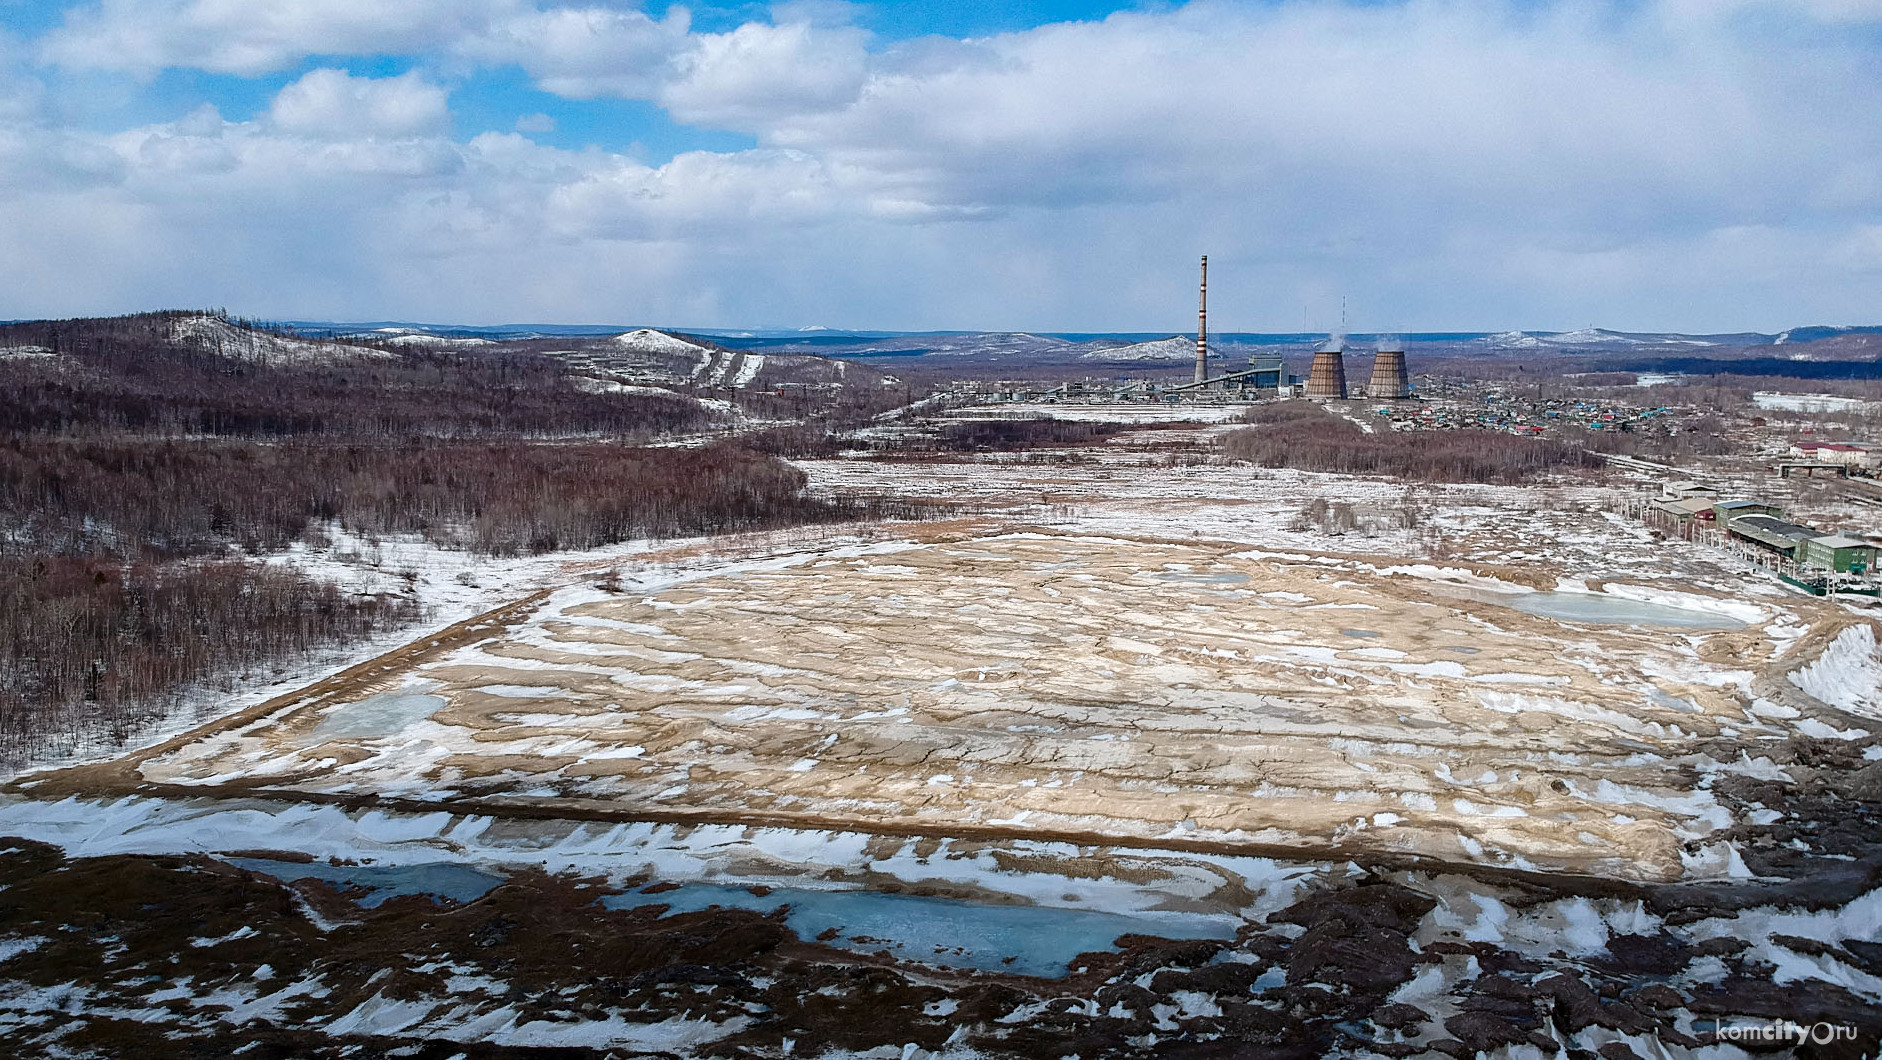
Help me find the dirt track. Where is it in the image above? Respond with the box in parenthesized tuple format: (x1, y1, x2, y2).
(10, 588, 556, 799)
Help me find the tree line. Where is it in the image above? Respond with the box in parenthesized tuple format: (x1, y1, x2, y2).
(0, 556, 418, 762)
(1222, 402, 1602, 483)
(0, 437, 926, 560)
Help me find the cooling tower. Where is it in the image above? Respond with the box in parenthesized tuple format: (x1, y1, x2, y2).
(1303, 343, 1347, 400)
(1365, 346, 1410, 400)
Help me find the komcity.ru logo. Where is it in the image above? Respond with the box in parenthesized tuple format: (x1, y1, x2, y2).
(1715, 1020, 1860, 1046)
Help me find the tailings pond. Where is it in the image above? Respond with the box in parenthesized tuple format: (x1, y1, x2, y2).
(605, 882, 1240, 978)
(1496, 591, 1746, 629)
(225, 859, 1240, 978)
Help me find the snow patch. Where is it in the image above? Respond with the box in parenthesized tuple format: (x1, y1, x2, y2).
(614, 329, 709, 356)
(172, 315, 389, 366)
(1790, 624, 1882, 720)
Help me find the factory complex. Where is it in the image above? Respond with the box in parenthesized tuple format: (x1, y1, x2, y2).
(969, 257, 1415, 406)
(1639, 479, 1881, 595)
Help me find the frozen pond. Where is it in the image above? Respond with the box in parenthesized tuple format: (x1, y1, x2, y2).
(312, 692, 445, 740)
(1499, 592, 1744, 630)
(605, 883, 1239, 978)
(228, 858, 503, 908)
(1154, 571, 1251, 586)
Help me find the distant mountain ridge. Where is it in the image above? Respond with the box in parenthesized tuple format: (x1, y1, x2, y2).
(279, 320, 1882, 351)
(10, 312, 1879, 388)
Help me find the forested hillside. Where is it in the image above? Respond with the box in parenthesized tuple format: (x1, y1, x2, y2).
(0, 310, 710, 437)
(0, 311, 913, 764)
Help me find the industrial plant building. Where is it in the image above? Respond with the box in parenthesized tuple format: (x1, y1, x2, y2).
(1800, 534, 1877, 573)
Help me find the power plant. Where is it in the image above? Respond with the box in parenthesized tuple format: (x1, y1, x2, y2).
(1366, 341, 1411, 400)
(1303, 338, 1348, 401)
(964, 259, 1416, 406)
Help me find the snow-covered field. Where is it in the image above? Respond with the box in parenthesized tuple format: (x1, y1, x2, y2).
(12, 433, 1873, 887)
(1752, 391, 1882, 414)
(60, 529, 1833, 883)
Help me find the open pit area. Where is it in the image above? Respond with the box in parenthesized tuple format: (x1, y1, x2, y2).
(25, 529, 1848, 885)
(5, 422, 1882, 1058)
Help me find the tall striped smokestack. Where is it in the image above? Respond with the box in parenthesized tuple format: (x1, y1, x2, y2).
(1195, 255, 1208, 385)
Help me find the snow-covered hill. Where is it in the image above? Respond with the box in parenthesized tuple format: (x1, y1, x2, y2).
(370, 328, 495, 348)
(173, 315, 390, 366)
(1080, 336, 1196, 361)
(614, 329, 712, 356)
(1485, 328, 1722, 350)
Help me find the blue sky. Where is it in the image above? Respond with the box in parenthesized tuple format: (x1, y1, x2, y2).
(20, 2, 1151, 155)
(1, 0, 1879, 332)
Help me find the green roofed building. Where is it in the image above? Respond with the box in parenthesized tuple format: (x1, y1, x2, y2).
(1713, 499, 1781, 523)
(1799, 534, 1877, 574)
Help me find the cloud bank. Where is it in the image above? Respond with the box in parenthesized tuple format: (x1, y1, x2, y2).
(5, 0, 1881, 331)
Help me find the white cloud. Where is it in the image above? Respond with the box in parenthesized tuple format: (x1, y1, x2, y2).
(41, 0, 521, 76)
(544, 147, 844, 239)
(456, 6, 693, 99)
(660, 20, 870, 129)
(1663, 0, 1882, 22)
(269, 69, 451, 140)
(5, 0, 1882, 331)
(758, 1, 1842, 220)
(38, 0, 858, 121)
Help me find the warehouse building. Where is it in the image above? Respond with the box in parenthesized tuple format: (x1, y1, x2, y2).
(1799, 534, 1877, 574)
(1651, 497, 1717, 523)
(1660, 481, 1718, 502)
(1726, 515, 1820, 559)
(1713, 499, 1782, 522)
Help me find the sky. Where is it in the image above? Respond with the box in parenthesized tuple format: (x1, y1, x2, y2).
(0, 0, 1878, 333)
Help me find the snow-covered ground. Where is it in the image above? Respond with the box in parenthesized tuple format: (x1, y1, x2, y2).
(1752, 391, 1882, 414)
(1790, 624, 1882, 720)
(2, 789, 1876, 1054)
(84, 525, 1839, 883)
(614, 328, 711, 356)
(375, 331, 496, 348)
(1080, 336, 1195, 360)
(17, 433, 1868, 888)
(2, 522, 786, 783)
(172, 315, 392, 366)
